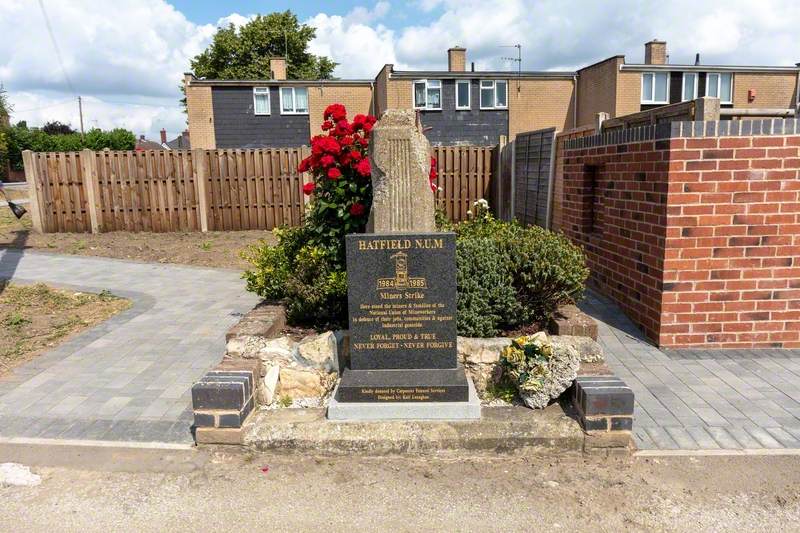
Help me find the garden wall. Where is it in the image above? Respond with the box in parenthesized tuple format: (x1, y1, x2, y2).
(22, 145, 493, 233)
(562, 119, 800, 348)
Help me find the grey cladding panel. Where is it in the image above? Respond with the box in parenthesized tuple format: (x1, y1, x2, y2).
(418, 80, 508, 146)
(212, 86, 310, 148)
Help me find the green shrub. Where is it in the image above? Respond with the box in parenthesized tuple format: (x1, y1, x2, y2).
(455, 235, 522, 337)
(242, 225, 347, 329)
(2, 123, 136, 171)
(455, 209, 588, 335)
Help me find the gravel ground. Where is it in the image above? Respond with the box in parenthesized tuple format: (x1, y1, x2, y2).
(2, 451, 800, 532)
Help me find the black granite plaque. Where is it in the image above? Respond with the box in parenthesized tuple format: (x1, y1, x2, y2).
(345, 232, 457, 370)
(336, 367, 468, 402)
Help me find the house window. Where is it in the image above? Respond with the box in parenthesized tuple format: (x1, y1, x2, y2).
(641, 72, 669, 104)
(280, 87, 309, 114)
(479, 80, 508, 109)
(681, 72, 698, 101)
(706, 73, 733, 104)
(253, 87, 270, 115)
(413, 79, 442, 110)
(456, 80, 471, 110)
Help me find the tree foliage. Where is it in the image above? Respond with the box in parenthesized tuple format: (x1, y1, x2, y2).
(2, 123, 135, 171)
(190, 11, 337, 81)
(41, 121, 77, 135)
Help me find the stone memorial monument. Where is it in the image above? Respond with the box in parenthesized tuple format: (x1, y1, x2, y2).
(328, 110, 480, 420)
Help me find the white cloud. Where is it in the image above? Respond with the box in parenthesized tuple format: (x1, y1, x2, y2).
(307, 8, 400, 79)
(0, 0, 219, 140)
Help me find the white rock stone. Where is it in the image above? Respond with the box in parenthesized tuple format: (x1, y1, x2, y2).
(257, 337, 299, 365)
(0, 463, 41, 487)
(456, 336, 511, 393)
(263, 365, 280, 405)
(279, 367, 324, 399)
(550, 335, 604, 363)
(296, 332, 338, 373)
(457, 337, 511, 364)
(226, 335, 271, 358)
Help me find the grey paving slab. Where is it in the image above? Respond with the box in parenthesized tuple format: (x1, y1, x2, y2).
(580, 291, 800, 451)
(0, 250, 259, 443)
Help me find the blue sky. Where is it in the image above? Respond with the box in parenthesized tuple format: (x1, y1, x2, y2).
(1, 0, 799, 141)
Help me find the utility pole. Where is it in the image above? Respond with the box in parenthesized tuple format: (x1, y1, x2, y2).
(78, 96, 85, 139)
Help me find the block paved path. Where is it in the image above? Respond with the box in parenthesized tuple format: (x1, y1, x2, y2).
(0, 250, 259, 444)
(581, 291, 800, 451)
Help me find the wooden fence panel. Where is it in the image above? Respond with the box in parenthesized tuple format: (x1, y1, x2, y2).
(22, 145, 493, 233)
(432, 145, 493, 223)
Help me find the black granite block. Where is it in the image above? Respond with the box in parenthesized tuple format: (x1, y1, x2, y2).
(191, 380, 246, 410)
(345, 232, 458, 370)
(335, 366, 469, 403)
(579, 386, 635, 416)
(204, 371, 254, 399)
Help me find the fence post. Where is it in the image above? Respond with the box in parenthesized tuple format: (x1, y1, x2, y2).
(80, 149, 102, 233)
(495, 136, 507, 219)
(299, 145, 312, 206)
(21, 150, 45, 233)
(192, 148, 210, 232)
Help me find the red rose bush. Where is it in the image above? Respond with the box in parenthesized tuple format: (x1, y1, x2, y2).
(243, 104, 377, 328)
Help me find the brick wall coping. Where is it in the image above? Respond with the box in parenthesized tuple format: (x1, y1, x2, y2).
(565, 118, 800, 150)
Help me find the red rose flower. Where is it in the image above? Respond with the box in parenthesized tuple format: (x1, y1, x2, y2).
(324, 104, 347, 122)
(321, 120, 333, 131)
(356, 158, 371, 177)
(320, 154, 335, 167)
(349, 150, 362, 161)
(340, 135, 353, 146)
(358, 137, 368, 146)
(297, 157, 311, 173)
(349, 202, 366, 216)
(327, 167, 342, 179)
(429, 157, 438, 192)
(363, 122, 373, 133)
(303, 182, 316, 195)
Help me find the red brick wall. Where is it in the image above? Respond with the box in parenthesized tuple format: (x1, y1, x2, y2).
(562, 125, 800, 348)
(563, 139, 671, 342)
(662, 135, 800, 348)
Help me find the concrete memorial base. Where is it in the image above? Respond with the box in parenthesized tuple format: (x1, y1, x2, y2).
(328, 375, 480, 421)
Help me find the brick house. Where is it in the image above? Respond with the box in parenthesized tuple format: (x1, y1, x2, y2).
(185, 42, 799, 149)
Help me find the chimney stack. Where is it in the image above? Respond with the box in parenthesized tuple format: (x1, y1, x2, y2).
(270, 57, 287, 80)
(644, 40, 667, 65)
(160, 128, 167, 144)
(448, 47, 466, 72)
(695, 53, 701, 65)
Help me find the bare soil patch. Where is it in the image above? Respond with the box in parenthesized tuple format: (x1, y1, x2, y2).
(0, 283, 131, 376)
(1, 206, 277, 270)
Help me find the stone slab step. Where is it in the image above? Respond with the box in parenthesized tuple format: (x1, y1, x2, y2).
(242, 402, 585, 455)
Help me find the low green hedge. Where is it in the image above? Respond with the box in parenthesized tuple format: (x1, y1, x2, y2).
(242, 210, 588, 337)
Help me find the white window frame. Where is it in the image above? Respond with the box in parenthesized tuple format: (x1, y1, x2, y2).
(253, 87, 270, 115)
(479, 80, 508, 110)
(681, 72, 698, 101)
(705, 72, 733, 104)
(279, 86, 309, 115)
(641, 72, 670, 104)
(455, 80, 471, 110)
(413, 79, 442, 110)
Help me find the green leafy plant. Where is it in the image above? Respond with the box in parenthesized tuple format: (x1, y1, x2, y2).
(278, 395, 293, 408)
(455, 207, 588, 335)
(198, 241, 212, 251)
(3, 312, 30, 328)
